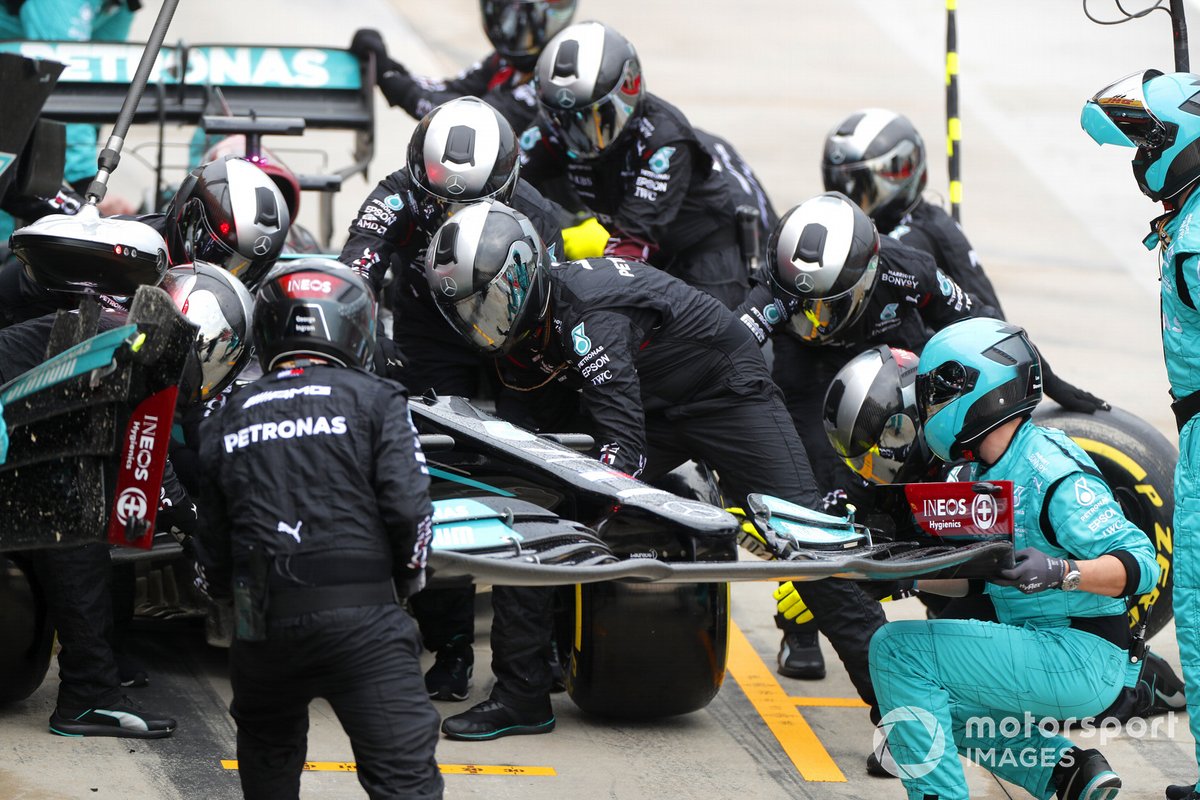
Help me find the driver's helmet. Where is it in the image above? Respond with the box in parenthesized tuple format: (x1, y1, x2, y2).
(161, 261, 255, 403)
(202, 134, 303, 220)
(167, 156, 290, 291)
(424, 199, 551, 355)
(480, 0, 577, 70)
(765, 191, 880, 344)
(252, 258, 376, 371)
(916, 317, 1042, 462)
(407, 97, 520, 234)
(1082, 69, 1200, 202)
(823, 345, 931, 484)
(822, 108, 927, 232)
(535, 21, 643, 160)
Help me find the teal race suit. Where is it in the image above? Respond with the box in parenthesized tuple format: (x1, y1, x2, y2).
(1150, 185, 1200, 795)
(869, 421, 1159, 800)
(0, 0, 135, 240)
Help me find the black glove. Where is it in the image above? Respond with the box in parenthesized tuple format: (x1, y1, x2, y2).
(1039, 351, 1110, 414)
(993, 547, 1067, 594)
(350, 28, 389, 61)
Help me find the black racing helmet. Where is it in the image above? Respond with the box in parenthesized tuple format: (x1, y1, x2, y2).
(822, 109, 927, 232)
(167, 156, 291, 291)
(161, 261, 255, 403)
(823, 345, 931, 485)
(535, 21, 643, 160)
(424, 199, 551, 355)
(481, 0, 577, 70)
(252, 258, 377, 370)
(407, 97, 520, 234)
(765, 192, 880, 345)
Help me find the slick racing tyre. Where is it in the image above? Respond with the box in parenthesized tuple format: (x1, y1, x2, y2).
(559, 581, 729, 719)
(1034, 405, 1176, 640)
(0, 556, 54, 704)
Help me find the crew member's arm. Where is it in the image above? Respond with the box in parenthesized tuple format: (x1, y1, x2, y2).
(606, 141, 696, 262)
(350, 28, 494, 119)
(565, 309, 651, 476)
(372, 385, 434, 593)
(733, 270, 799, 345)
(337, 170, 414, 294)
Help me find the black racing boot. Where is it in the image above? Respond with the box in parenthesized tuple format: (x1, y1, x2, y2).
(1140, 652, 1187, 715)
(49, 697, 175, 739)
(441, 697, 555, 741)
(425, 636, 473, 702)
(1165, 785, 1200, 800)
(1053, 747, 1121, 800)
(777, 630, 826, 680)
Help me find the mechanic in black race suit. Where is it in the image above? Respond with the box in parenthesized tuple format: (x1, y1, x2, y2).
(0, 255, 254, 738)
(196, 258, 442, 800)
(737, 191, 1106, 714)
(338, 96, 565, 702)
(420, 199, 886, 739)
(349, 0, 577, 131)
(516, 21, 755, 309)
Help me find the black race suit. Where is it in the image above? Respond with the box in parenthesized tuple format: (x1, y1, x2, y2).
(493, 256, 882, 707)
(517, 94, 751, 308)
(197, 365, 441, 800)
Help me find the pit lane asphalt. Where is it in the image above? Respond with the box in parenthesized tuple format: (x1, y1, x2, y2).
(1, 0, 1195, 797)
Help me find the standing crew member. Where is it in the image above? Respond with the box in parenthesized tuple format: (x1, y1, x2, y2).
(197, 258, 442, 799)
(1083, 68, 1200, 800)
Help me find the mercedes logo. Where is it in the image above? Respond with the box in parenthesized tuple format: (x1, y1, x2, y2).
(794, 273, 816, 293)
(115, 487, 149, 524)
(828, 148, 845, 165)
(556, 87, 575, 109)
(253, 235, 272, 256)
(444, 175, 467, 196)
(440, 276, 458, 296)
(662, 500, 726, 521)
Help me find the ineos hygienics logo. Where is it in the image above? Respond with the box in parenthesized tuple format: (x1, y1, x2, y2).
(114, 487, 149, 524)
(872, 706, 946, 779)
(971, 493, 997, 530)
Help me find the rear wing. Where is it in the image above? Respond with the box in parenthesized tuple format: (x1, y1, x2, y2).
(0, 40, 375, 242)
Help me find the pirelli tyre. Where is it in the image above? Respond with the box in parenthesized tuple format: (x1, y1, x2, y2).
(0, 556, 54, 704)
(1033, 404, 1175, 640)
(558, 581, 730, 719)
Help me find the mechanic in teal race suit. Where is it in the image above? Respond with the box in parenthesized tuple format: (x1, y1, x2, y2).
(0, 0, 138, 241)
(1083, 69, 1200, 800)
(867, 317, 1159, 800)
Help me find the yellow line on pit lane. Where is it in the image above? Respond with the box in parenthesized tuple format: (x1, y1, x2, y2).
(220, 760, 556, 776)
(788, 696, 869, 708)
(725, 622, 847, 782)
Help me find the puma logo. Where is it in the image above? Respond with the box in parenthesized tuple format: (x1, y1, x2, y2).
(277, 520, 303, 543)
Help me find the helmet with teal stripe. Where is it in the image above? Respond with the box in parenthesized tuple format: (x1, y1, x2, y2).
(1082, 69, 1200, 202)
(916, 317, 1042, 462)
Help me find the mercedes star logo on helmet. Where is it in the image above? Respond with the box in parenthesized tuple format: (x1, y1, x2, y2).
(794, 273, 816, 293)
(556, 88, 575, 109)
(253, 235, 272, 256)
(444, 175, 467, 196)
(440, 276, 458, 297)
(828, 148, 845, 165)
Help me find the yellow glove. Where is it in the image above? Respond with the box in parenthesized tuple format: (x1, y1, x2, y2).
(562, 216, 610, 261)
(773, 581, 814, 624)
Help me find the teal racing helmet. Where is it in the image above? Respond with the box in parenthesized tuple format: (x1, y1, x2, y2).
(916, 317, 1042, 462)
(1082, 69, 1200, 202)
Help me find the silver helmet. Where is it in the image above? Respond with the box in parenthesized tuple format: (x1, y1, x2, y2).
(407, 97, 520, 233)
(168, 156, 291, 291)
(822, 109, 927, 232)
(535, 21, 643, 159)
(424, 200, 551, 355)
(823, 345, 928, 485)
(480, 0, 577, 68)
(162, 261, 255, 402)
(766, 192, 880, 344)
